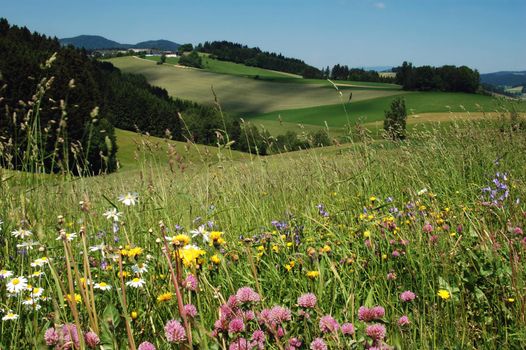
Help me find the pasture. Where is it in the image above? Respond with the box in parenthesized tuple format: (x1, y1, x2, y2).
(109, 57, 403, 116)
(249, 92, 526, 130)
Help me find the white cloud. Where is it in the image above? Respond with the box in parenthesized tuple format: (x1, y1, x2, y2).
(374, 2, 386, 9)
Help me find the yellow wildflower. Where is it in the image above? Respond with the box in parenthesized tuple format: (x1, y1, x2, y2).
(180, 245, 206, 267)
(306, 271, 320, 279)
(65, 293, 82, 304)
(437, 289, 451, 300)
(210, 255, 221, 265)
(157, 292, 173, 302)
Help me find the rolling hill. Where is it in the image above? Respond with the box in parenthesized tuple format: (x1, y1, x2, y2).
(109, 56, 403, 116)
(59, 35, 180, 51)
(481, 70, 526, 87)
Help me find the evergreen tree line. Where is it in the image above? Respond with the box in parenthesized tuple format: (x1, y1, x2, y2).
(394, 61, 480, 93)
(0, 18, 118, 174)
(196, 41, 321, 77)
(319, 65, 395, 83)
(0, 19, 251, 173)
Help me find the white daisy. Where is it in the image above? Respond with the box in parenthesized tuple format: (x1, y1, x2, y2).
(190, 225, 210, 243)
(132, 263, 148, 274)
(30, 271, 45, 278)
(16, 240, 40, 250)
(30, 287, 44, 298)
(118, 193, 138, 206)
(11, 228, 32, 239)
(0, 270, 13, 279)
(6, 276, 28, 294)
(89, 243, 106, 252)
(2, 312, 19, 321)
(56, 232, 77, 241)
(125, 277, 145, 288)
(103, 208, 122, 222)
(30, 257, 50, 268)
(94, 282, 112, 291)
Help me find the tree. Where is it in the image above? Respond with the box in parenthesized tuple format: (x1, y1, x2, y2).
(177, 43, 193, 55)
(157, 53, 166, 65)
(178, 51, 203, 68)
(383, 97, 407, 140)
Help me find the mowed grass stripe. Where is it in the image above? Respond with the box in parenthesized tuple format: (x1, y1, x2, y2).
(109, 56, 403, 116)
(249, 92, 526, 128)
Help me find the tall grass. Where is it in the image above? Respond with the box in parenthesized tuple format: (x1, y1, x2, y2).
(1, 83, 526, 349)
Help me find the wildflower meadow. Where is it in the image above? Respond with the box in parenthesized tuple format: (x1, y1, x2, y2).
(1, 110, 525, 349)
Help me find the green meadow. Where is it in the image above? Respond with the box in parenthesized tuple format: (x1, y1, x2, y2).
(109, 57, 403, 116)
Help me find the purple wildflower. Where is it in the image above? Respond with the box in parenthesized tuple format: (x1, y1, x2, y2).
(341, 322, 355, 335)
(398, 315, 410, 326)
(165, 320, 186, 343)
(84, 331, 100, 348)
(298, 293, 317, 308)
(400, 290, 416, 302)
(366, 324, 386, 341)
(310, 338, 328, 350)
(138, 341, 156, 350)
(319, 315, 339, 333)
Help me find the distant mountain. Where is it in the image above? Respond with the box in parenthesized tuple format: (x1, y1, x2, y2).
(59, 35, 180, 51)
(359, 66, 393, 72)
(59, 35, 131, 50)
(481, 71, 526, 87)
(134, 40, 180, 51)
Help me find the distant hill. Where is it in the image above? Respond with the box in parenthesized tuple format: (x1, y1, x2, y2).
(134, 39, 180, 51)
(59, 35, 180, 51)
(481, 71, 526, 87)
(59, 35, 131, 50)
(360, 66, 393, 72)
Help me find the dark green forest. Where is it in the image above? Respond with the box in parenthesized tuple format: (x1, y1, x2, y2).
(394, 61, 480, 92)
(196, 40, 321, 77)
(0, 19, 266, 174)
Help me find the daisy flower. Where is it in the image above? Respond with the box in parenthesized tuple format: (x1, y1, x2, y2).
(132, 263, 148, 274)
(0, 270, 13, 279)
(30, 271, 45, 278)
(94, 282, 112, 291)
(6, 276, 28, 294)
(30, 287, 44, 298)
(56, 232, 77, 241)
(126, 278, 145, 288)
(30, 257, 50, 268)
(11, 228, 32, 239)
(118, 193, 138, 206)
(190, 225, 210, 243)
(2, 312, 19, 321)
(16, 240, 40, 250)
(103, 208, 122, 222)
(89, 243, 106, 252)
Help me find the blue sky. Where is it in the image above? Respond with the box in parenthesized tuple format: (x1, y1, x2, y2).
(2, 0, 525, 73)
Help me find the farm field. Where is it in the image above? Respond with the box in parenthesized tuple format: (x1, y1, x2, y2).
(249, 92, 526, 131)
(143, 55, 295, 79)
(109, 56, 404, 116)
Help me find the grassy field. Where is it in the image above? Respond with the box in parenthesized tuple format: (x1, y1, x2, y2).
(249, 92, 526, 130)
(114, 129, 249, 172)
(109, 56, 403, 116)
(143, 55, 294, 79)
(1, 119, 526, 349)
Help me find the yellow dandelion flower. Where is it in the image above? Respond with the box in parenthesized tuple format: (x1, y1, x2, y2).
(437, 289, 451, 300)
(363, 231, 371, 238)
(210, 255, 221, 265)
(306, 271, 320, 279)
(157, 292, 173, 302)
(180, 245, 206, 267)
(65, 293, 82, 304)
